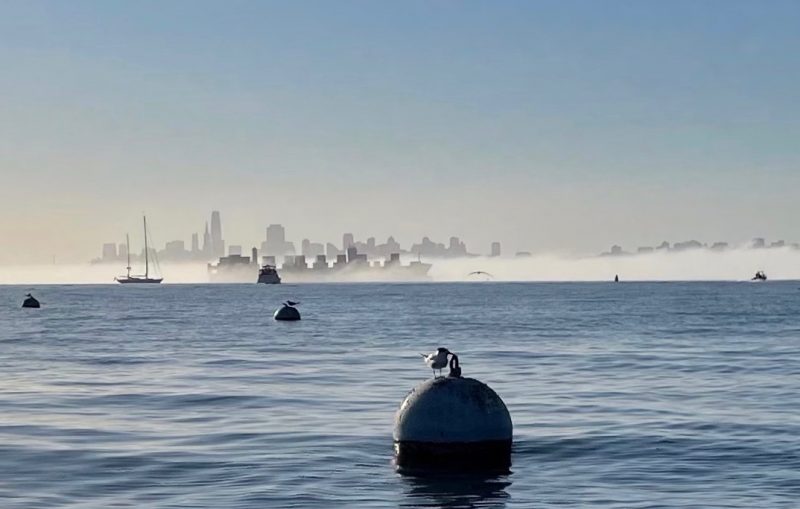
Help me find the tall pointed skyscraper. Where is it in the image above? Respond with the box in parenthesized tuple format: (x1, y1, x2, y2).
(210, 211, 224, 258)
(202, 222, 212, 257)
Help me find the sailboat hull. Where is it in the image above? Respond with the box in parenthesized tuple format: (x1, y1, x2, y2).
(116, 277, 163, 284)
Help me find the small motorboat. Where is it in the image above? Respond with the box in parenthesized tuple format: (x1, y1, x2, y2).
(751, 271, 767, 281)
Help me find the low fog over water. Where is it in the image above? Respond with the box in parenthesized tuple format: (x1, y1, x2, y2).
(2, 247, 800, 284)
(433, 247, 800, 282)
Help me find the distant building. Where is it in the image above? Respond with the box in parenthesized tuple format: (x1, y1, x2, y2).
(262, 224, 295, 258)
(490, 242, 501, 257)
(326, 242, 342, 258)
(313, 255, 328, 270)
(752, 238, 766, 249)
(448, 236, 467, 257)
(601, 245, 627, 257)
(210, 211, 224, 258)
(301, 238, 325, 258)
(673, 240, 703, 251)
(293, 255, 308, 269)
(202, 222, 212, 257)
(410, 235, 471, 258)
(656, 241, 670, 251)
(102, 243, 117, 261)
(710, 242, 728, 251)
(770, 240, 785, 248)
(515, 251, 532, 258)
(118, 243, 128, 260)
(229, 245, 242, 256)
(163, 240, 187, 260)
(191, 233, 200, 254)
(384, 236, 401, 254)
(342, 233, 355, 251)
(637, 246, 654, 254)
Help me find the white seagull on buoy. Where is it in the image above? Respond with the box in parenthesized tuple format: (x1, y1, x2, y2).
(420, 347, 451, 377)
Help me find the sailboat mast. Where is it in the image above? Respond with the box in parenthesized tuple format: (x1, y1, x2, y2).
(126, 234, 131, 278)
(143, 216, 149, 278)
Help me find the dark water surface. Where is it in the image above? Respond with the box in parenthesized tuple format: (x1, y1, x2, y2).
(1, 282, 798, 508)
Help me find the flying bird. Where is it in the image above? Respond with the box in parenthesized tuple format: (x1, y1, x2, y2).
(420, 347, 451, 377)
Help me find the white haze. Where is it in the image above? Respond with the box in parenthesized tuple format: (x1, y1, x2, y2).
(432, 247, 800, 282)
(1, 247, 799, 284)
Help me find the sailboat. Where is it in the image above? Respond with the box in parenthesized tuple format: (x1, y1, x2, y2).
(115, 216, 163, 284)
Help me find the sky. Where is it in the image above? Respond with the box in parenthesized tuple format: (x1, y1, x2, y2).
(1, 0, 800, 264)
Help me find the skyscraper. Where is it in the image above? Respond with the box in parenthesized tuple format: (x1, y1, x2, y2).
(342, 233, 354, 250)
(191, 233, 199, 254)
(102, 243, 117, 261)
(202, 222, 211, 257)
(267, 224, 285, 246)
(263, 224, 294, 257)
(210, 211, 224, 258)
(491, 242, 501, 257)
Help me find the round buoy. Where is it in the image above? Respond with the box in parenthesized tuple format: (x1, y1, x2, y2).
(274, 304, 301, 321)
(393, 372, 512, 472)
(22, 294, 40, 309)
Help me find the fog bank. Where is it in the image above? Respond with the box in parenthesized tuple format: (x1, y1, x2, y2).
(431, 247, 800, 282)
(1, 247, 799, 284)
(0, 263, 210, 285)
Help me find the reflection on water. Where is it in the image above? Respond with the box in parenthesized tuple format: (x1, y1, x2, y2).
(399, 472, 512, 508)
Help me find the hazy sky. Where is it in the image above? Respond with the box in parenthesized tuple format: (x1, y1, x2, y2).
(2, 0, 799, 263)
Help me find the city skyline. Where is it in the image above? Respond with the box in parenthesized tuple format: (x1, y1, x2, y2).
(2, 2, 800, 265)
(90, 210, 799, 268)
(92, 211, 495, 265)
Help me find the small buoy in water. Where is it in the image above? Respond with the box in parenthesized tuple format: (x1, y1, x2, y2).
(394, 350, 512, 472)
(614, 274, 619, 282)
(22, 293, 40, 308)
(274, 301, 301, 321)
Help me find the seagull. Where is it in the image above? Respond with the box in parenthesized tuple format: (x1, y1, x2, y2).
(420, 347, 451, 377)
(284, 300, 300, 307)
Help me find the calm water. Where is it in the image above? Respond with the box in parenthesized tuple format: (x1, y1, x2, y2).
(1, 282, 798, 508)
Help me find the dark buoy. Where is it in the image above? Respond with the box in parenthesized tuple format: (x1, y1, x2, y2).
(274, 301, 301, 321)
(22, 293, 40, 308)
(614, 274, 619, 282)
(394, 351, 512, 472)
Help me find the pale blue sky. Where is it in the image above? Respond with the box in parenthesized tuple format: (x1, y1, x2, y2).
(1, 1, 799, 262)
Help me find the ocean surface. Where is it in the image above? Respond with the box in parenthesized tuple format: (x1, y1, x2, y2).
(1, 282, 798, 508)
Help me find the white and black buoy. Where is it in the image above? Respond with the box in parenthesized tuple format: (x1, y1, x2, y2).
(394, 351, 512, 472)
(22, 293, 40, 309)
(274, 300, 301, 321)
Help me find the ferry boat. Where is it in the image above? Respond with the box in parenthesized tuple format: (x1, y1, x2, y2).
(116, 216, 163, 284)
(257, 265, 281, 284)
